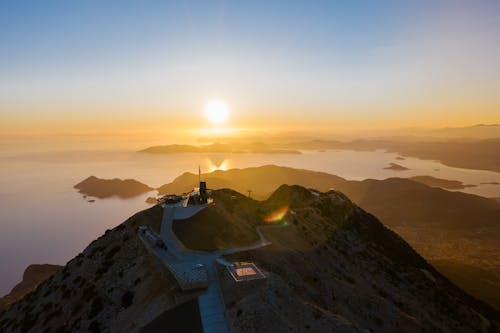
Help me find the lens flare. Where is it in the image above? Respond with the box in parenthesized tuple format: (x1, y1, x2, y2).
(207, 159, 229, 172)
(264, 206, 289, 223)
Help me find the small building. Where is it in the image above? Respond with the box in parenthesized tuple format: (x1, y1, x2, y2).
(227, 262, 266, 282)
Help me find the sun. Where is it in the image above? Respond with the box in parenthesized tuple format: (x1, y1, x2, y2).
(205, 99, 229, 125)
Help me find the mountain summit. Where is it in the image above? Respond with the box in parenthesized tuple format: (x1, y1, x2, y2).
(1, 186, 498, 332)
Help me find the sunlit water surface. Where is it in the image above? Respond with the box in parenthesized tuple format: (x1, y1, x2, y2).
(1, 149, 499, 294)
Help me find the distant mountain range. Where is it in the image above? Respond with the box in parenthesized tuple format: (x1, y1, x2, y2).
(419, 124, 500, 140)
(276, 138, 500, 173)
(139, 143, 301, 155)
(1, 186, 498, 332)
(140, 132, 500, 173)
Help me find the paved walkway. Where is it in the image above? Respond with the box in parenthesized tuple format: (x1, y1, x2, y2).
(140, 203, 280, 333)
(196, 257, 230, 333)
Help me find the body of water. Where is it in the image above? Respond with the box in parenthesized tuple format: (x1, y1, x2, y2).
(1, 148, 499, 295)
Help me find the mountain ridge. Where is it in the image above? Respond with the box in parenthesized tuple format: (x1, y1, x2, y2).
(1, 185, 498, 332)
(157, 165, 500, 310)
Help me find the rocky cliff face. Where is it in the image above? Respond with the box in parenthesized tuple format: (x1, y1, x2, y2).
(0, 264, 62, 311)
(1, 186, 498, 333)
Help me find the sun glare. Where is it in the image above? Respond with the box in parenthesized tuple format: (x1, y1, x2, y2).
(207, 158, 229, 172)
(205, 99, 229, 125)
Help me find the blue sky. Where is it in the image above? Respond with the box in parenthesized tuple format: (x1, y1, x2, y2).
(1, 0, 499, 133)
(1, 1, 410, 73)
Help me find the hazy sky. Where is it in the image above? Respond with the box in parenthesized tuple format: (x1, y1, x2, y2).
(1, 0, 499, 135)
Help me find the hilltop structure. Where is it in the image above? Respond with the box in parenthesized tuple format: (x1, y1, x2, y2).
(139, 178, 269, 333)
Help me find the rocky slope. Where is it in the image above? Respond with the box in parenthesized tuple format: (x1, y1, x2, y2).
(158, 165, 500, 309)
(1, 185, 498, 332)
(0, 265, 62, 311)
(210, 187, 499, 332)
(0, 206, 202, 332)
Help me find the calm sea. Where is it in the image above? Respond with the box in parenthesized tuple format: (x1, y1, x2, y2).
(1, 148, 499, 295)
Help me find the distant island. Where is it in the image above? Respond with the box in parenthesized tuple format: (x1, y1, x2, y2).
(74, 176, 153, 199)
(139, 143, 301, 155)
(383, 163, 409, 171)
(277, 136, 500, 173)
(141, 136, 500, 172)
(410, 176, 476, 189)
(145, 197, 157, 204)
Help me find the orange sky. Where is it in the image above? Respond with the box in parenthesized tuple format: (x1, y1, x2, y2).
(1, 1, 499, 137)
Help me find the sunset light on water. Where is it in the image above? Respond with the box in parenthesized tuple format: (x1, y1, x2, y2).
(0, 1, 499, 331)
(207, 159, 229, 172)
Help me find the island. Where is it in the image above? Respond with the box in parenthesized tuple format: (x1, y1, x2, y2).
(409, 176, 476, 189)
(145, 197, 158, 204)
(383, 163, 409, 171)
(277, 132, 500, 173)
(139, 143, 301, 155)
(74, 176, 153, 199)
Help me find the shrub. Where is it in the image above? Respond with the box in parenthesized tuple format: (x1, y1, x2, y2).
(89, 320, 101, 333)
(82, 285, 97, 299)
(71, 302, 84, 316)
(104, 246, 120, 261)
(121, 291, 134, 308)
(313, 309, 323, 320)
(43, 307, 62, 325)
(20, 314, 37, 332)
(88, 297, 103, 319)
